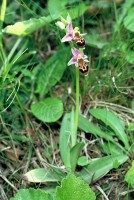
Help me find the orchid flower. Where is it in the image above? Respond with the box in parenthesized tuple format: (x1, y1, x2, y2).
(68, 48, 88, 66)
(61, 23, 80, 43)
(61, 23, 86, 48)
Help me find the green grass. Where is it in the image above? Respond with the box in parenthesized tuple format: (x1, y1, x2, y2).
(0, 0, 134, 199)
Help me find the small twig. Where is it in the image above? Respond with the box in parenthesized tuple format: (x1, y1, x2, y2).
(0, 115, 18, 159)
(90, 101, 134, 114)
(0, 174, 17, 192)
(112, 76, 128, 95)
(0, 184, 8, 200)
(35, 148, 66, 171)
(107, 183, 114, 197)
(0, 80, 20, 113)
(119, 189, 134, 196)
(1, 146, 11, 151)
(50, 133, 56, 165)
(96, 185, 109, 200)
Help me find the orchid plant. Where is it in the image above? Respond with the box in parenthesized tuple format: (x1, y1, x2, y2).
(56, 15, 89, 168)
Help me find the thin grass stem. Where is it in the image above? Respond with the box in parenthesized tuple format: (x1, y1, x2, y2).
(0, 0, 7, 46)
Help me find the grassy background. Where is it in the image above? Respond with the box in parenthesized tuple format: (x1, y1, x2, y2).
(0, 0, 134, 199)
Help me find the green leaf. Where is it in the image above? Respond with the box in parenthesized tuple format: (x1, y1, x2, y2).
(22, 168, 65, 183)
(78, 115, 115, 142)
(31, 98, 63, 123)
(128, 123, 134, 131)
(100, 142, 124, 155)
(10, 133, 28, 143)
(118, 0, 134, 25)
(124, 7, 134, 32)
(79, 154, 128, 184)
(48, 0, 88, 20)
(60, 109, 78, 171)
(85, 35, 107, 49)
(36, 48, 70, 98)
(55, 174, 96, 200)
(10, 189, 53, 200)
(70, 108, 76, 146)
(70, 142, 85, 171)
(78, 156, 89, 166)
(48, 0, 68, 19)
(120, 42, 134, 64)
(89, 109, 129, 150)
(3, 16, 52, 36)
(65, 3, 88, 20)
(60, 113, 71, 169)
(3, 3, 88, 36)
(125, 160, 134, 188)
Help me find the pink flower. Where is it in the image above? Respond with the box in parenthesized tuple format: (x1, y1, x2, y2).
(61, 23, 74, 43)
(67, 48, 88, 66)
(61, 23, 86, 48)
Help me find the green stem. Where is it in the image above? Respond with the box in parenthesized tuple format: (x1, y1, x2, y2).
(74, 48, 84, 146)
(0, 0, 7, 46)
(0, 0, 7, 77)
(74, 66, 79, 145)
(113, 0, 120, 39)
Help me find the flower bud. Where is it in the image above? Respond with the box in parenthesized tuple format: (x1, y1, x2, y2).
(55, 21, 65, 30)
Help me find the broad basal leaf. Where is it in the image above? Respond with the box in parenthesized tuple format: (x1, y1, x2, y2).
(23, 168, 65, 183)
(78, 115, 114, 142)
(89, 108, 129, 150)
(36, 48, 70, 98)
(10, 189, 53, 200)
(60, 113, 72, 169)
(100, 141, 124, 155)
(79, 154, 128, 184)
(70, 142, 85, 171)
(31, 98, 63, 123)
(55, 174, 96, 200)
(70, 108, 76, 147)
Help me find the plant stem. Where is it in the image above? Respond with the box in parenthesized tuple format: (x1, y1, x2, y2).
(0, 0, 7, 46)
(113, 0, 120, 39)
(75, 66, 80, 144)
(74, 48, 83, 146)
(0, 0, 7, 77)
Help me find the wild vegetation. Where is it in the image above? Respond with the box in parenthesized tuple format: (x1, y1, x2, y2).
(0, 0, 134, 199)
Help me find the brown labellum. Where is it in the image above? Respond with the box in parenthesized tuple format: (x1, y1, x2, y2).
(74, 32, 85, 48)
(76, 39, 85, 48)
(78, 58, 89, 76)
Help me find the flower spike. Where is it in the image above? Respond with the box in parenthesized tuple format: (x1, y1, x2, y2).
(56, 15, 89, 75)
